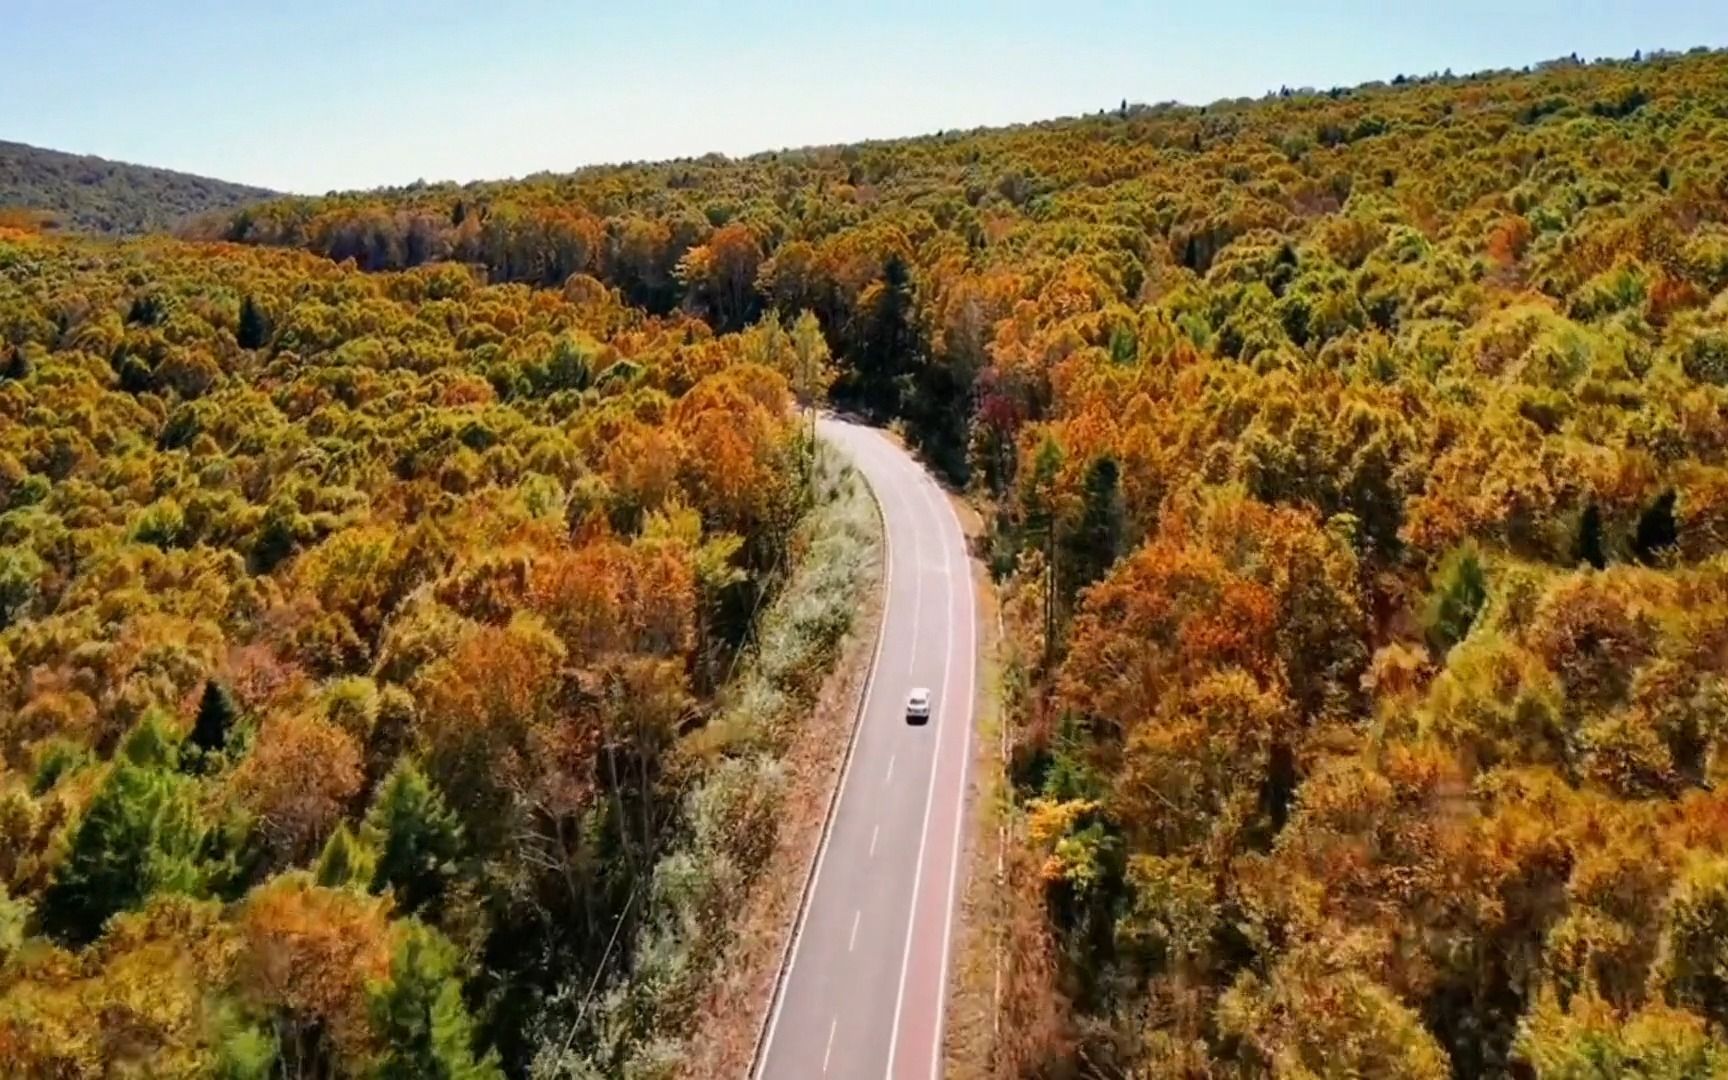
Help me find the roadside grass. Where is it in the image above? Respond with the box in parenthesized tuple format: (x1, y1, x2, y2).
(943, 566, 1011, 1080)
(943, 550, 1068, 1079)
(533, 444, 884, 1078)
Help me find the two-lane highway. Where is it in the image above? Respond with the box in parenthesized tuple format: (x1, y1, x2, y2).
(756, 418, 978, 1080)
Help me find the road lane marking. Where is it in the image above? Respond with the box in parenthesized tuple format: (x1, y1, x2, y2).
(907, 477, 924, 677)
(849, 909, 861, 952)
(929, 481, 980, 1080)
(753, 424, 895, 1078)
(884, 450, 958, 1080)
(756, 422, 981, 1080)
(908, 590, 921, 674)
(885, 754, 895, 785)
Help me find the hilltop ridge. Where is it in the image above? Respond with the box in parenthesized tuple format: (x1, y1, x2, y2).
(0, 139, 273, 236)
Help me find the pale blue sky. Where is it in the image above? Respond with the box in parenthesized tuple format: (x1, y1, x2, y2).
(8, 1, 1726, 194)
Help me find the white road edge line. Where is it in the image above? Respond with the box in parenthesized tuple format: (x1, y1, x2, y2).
(883, 432, 959, 1080)
(752, 426, 893, 1079)
(928, 479, 978, 1080)
(907, 464, 924, 676)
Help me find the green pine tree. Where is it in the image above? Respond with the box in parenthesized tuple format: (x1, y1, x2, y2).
(1423, 543, 1489, 656)
(1022, 434, 1067, 670)
(1574, 502, 1608, 569)
(363, 760, 463, 916)
(315, 822, 376, 889)
(1635, 490, 1679, 563)
(237, 294, 270, 350)
(190, 679, 240, 759)
(0, 344, 30, 381)
(121, 709, 181, 769)
(116, 352, 154, 394)
(846, 253, 919, 418)
(212, 1000, 278, 1080)
(367, 922, 503, 1080)
(0, 544, 44, 629)
(40, 760, 206, 944)
(1108, 323, 1138, 365)
(1064, 455, 1125, 599)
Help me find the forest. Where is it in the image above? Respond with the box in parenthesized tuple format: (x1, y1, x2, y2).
(8, 41, 1728, 1079)
(0, 140, 274, 237)
(0, 229, 874, 1075)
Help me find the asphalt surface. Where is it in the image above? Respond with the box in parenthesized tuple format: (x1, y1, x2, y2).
(756, 417, 979, 1080)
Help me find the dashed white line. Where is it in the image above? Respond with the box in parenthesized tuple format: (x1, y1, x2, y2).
(753, 425, 894, 1079)
(929, 480, 979, 1080)
(907, 496, 924, 676)
(884, 448, 960, 1080)
(755, 421, 981, 1080)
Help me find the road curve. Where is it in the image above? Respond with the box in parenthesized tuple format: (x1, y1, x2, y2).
(755, 417, 979, 1080)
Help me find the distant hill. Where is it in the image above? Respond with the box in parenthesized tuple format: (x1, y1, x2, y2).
(0, 140, 274, 236)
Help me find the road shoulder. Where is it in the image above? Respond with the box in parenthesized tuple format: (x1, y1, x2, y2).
(939, 495, 1011, 1079)
(680, 453, 888, 1080)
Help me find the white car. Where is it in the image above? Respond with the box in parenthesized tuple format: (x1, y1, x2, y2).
(906, 687, 932, 725)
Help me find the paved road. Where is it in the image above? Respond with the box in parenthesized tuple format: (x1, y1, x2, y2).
(756, 418, 979, 1080)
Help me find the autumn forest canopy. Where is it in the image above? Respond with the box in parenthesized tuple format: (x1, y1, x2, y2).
(6, 43, 1728, 1078)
